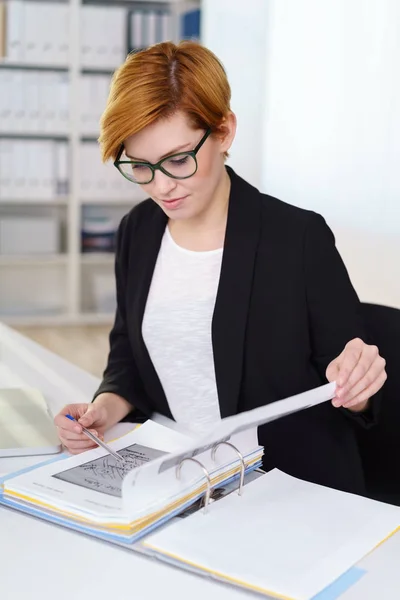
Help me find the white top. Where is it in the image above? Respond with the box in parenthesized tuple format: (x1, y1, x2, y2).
(142, 226, 223, 436)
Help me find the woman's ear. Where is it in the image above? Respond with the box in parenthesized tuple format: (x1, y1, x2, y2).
(217, 111, 237, 154)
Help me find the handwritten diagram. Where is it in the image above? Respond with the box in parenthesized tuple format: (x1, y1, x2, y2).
(52, 443, 166, 497)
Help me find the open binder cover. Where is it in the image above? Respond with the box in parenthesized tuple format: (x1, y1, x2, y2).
(0, 381, 337, 540)
(0, 388, 62, 457)
(144, 470, 400, 600)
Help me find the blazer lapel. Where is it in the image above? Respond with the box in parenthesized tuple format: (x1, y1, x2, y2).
(212, 167, 262, 417)
(128, 204, 173, 418)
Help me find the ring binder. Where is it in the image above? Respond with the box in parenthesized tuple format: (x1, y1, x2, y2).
(176, 457, 211, 514)
(211, 441, 245, 496)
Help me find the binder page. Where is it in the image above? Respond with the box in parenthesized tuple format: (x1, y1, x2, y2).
(4, 420, 193, 523)
(144, 469, 400, 600)
(122, 382, 335, 512)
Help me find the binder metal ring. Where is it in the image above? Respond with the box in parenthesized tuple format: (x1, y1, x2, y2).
(211, 441, 245, 496)
(176, 457, 211, 514)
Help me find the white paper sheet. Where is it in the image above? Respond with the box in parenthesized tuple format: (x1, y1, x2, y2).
(144, 469, 400, 600)
(4, 420, 193, 522)
(122, 382, 335, 511)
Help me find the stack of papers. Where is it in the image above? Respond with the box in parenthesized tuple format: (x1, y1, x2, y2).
(1, 420, 263, 543)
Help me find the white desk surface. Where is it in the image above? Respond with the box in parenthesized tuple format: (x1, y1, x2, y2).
(0, 323, 399, 600)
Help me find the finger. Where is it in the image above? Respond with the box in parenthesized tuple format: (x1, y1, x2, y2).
(61, 439, 98, 451)
(342, 370, 387, 409)
(326, 360, 340, 384)
(54, 415, 84, 435)
(68, 446, 95, 455)
(58, 428, 99, 442)
(336, 340, 364, 387)
(78, 405, 102, 428)
(343, 345, 378, 392)
(335, 350, 378, 406)
(341, 355, 385, 405)
(54, 404, 89, 431)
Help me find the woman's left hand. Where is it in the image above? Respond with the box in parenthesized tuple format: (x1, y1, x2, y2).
(326, 338, 387, 412)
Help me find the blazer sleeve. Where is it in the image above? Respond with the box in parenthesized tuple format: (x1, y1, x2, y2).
(303, 212, 381, 428)
(92, 214, 150, 420)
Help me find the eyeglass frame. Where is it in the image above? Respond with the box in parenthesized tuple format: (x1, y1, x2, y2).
(113, 128, 212, 184)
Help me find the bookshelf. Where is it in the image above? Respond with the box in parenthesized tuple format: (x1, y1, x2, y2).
(0, 0, 201, 325)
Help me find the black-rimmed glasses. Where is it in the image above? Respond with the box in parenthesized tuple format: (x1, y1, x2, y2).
(114, 128, 212, 184)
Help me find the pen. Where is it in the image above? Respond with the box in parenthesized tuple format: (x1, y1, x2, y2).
(65, 414, 126, 463)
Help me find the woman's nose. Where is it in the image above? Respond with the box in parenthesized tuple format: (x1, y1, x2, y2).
(151, 170, 178, 197)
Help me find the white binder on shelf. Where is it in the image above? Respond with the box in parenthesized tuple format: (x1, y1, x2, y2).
(5, 0, 25, 63)
(40, 73, 57, 134)
(147, 10, 158, 47)
(104, 7, 125, 68)
(47, 3, 69, 66)
(57, 73, 70, 135)
(10, 140, 23, 200)
(54, 141, 69, 197)
(25, 71, 40, 133)
(10, 72, 26, 132)
(129, 9, 143, 51)
(0, 71, 12, 132)
(0, 140, 12, 200)
(161, 10, 172, 42)
(23, 2, 40, 64)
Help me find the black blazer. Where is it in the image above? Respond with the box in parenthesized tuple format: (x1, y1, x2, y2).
(95, 167, 379, 495)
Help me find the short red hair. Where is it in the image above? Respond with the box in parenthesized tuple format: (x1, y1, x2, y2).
(99, 41, 231, 162)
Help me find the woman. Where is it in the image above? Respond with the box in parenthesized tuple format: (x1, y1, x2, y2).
(55, 41, 386, 495)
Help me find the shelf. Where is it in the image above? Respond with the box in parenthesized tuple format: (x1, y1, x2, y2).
(81, 68, 116, 76)
(0, 0, 200, 325)
(0, 64, 116, 75)
(0, 198, 68, 206)
(82, 0, 171, 6)
(81, 253, 114, 265)
(0, 63, 68, 72)
(0, 255, 68, 267)
(0, 133, 68, 142)
(0, 311, 114, 327)
(81, 136, 100, 143)
(20, 0, 69, 3)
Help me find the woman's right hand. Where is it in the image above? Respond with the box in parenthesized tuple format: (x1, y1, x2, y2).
(54, 403, 109, 454)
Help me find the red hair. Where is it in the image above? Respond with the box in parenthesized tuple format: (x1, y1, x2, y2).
(99, 41, 231, 162)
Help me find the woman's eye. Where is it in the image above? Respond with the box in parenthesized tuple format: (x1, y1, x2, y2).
(169, 156, 189, 166)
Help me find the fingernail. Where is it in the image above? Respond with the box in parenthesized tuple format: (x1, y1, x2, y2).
(332, 398, 341, 408)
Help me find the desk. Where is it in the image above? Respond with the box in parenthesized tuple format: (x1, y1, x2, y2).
(0, 323, 399, 600)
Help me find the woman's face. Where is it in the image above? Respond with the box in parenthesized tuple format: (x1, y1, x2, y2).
(123, 111, 236, 221)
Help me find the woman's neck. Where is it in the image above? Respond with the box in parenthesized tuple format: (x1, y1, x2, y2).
(168, 169, 231, 252)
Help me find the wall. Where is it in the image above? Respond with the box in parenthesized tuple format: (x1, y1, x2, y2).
(202, 0, 400, 308)
(201, 0, 268, 188)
